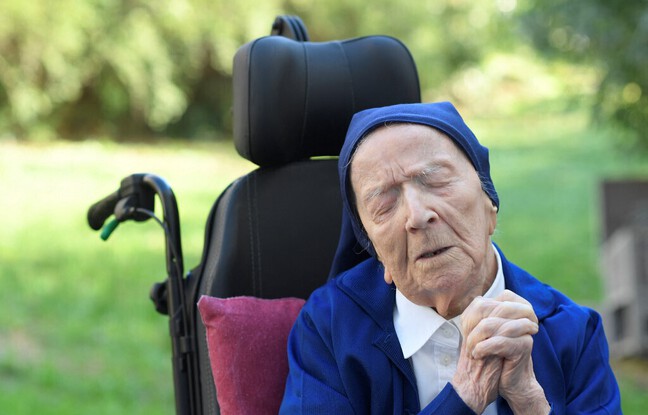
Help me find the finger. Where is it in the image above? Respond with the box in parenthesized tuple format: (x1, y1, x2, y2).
(467, 316, 538, 345)
(461, 297, 501, 335)
(472, 334, 534, 360)
(493, 291, 537, 323)
(465, 317, 539, 352)
(489, 301, 538, 325)
(495, 290, 532, 305)
(461, 294, 538, 336)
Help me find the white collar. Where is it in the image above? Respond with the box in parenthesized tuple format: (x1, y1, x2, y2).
(394, 244, 505, 359)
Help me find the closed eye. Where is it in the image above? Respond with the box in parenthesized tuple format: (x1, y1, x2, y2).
(415, 165, 453, 189)
(367, 192, 398, 223)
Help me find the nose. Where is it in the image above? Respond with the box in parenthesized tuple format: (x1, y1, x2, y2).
(403, 186, 437, 231)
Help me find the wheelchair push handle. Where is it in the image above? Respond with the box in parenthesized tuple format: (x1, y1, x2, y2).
(87, 172, 183, 277)
(87, 174, 156, 235)
(87, 190, 120, 231)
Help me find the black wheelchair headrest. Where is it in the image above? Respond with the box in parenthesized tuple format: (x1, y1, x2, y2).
(233, 35, 420, 166)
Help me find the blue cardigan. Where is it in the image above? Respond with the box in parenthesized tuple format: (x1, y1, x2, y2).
(280, 248, 621, 414)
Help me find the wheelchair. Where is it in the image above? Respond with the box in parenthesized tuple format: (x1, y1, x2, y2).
(88, 15, 420, 415)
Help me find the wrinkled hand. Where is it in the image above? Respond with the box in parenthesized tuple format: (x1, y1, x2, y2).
(453, 291, 550, 414)
(451, 335, 502, 413)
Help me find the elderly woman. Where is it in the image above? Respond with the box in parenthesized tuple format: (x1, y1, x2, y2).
(280, 102, 621, 414)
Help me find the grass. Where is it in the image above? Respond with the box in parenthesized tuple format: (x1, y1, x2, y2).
(1, 108, 647, 413)
(0, 140, 255, 414)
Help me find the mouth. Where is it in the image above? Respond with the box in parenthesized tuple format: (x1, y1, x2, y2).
(418, 246, 451, 260)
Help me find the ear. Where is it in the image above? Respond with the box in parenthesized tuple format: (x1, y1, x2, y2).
(481, 193, 498, 236)
(488, 203, 498, 236)
(383, 267, 393, 285)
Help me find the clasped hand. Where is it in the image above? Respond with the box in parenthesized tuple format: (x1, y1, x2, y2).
(450, 290, 550, 414)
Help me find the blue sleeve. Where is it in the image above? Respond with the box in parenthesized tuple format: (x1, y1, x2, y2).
(419, 383, 476, 415)
(279, 306, 355, 414)
(565, 310, 621, 414)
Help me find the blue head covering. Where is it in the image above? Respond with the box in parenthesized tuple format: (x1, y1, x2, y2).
(329, 101, 499, 277)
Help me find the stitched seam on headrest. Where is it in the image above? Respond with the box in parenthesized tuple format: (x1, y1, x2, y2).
(337, 40, 356, 115)
(245, 39, 258, 162)
(299, 43, 309, 157)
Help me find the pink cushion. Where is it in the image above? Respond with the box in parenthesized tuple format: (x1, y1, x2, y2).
(197, 295, 305, 415)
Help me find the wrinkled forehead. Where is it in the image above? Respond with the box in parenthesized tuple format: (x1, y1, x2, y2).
(347, 123, 480, 211)
(350, 122, 470, 174)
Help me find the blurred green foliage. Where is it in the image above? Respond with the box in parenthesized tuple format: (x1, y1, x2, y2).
(0, 0, 283, 140)
(0, 0, 520, 140)
(0, 0, 646, 149)
(519, 0, 648, 151)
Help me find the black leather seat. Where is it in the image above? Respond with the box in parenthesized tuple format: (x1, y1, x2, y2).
(191, 28, 420, 414)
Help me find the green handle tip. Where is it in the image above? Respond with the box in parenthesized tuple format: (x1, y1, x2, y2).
(100, 219, 120, 241)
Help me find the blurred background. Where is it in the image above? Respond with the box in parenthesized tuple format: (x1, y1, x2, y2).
(1, 0, 647, 413)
